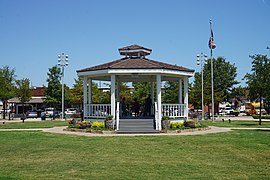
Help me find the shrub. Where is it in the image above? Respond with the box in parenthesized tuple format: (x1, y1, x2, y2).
(91, 121, 105, 130)
(162, 116, 170, 120)
(170, 121, 184, 129)
(184, 120, 196, 128)
(106, 115, 113, 120)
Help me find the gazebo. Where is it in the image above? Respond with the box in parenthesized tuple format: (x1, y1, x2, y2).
(77, 45, 194, 132)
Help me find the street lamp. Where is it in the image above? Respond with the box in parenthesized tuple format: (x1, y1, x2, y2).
(58, 53, 68, 120)
(197, 53, 207, 120)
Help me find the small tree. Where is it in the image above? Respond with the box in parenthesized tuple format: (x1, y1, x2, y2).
(45, 66, 62, 109)
(244, 54, 270, 125)
(191, 57, 238, 114)
(15, 78, 32, 122)
(0, 66, 16, 119)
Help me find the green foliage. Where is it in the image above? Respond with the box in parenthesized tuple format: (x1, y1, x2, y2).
(244, 54, 270, 125)
(70, 78, 83, 107)
(132, 82, 152, 105)
(106, 115, 113, 120)
(91, 121, 105, 129)
(163, 81, 179, 103)
(162, 116, 170, 120)
(190, 57, 238, 107)
(45, 66, 62, 108)
(244, 54, 270, 100)
(0, 66, 16, 119)
(15, 78, 32, 104)
(170, 121, 184, 129)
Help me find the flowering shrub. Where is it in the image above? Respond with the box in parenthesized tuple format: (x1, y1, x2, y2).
(91, 121, 105, 130)
(170, 121, 184, 129)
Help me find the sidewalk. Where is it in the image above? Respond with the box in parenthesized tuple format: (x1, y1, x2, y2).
(0, 126, 233, 136)
(0, 118, 65, 124)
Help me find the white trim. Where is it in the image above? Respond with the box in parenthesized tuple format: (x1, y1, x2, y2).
(83, 77, 88, 117)
(179, 79, 182, 104)
(184, 77, 189, 119)
(119, 49, 151, 54)
(78, 68, 194, 77)
(111, 74, 116, 120)
(156, 74, 162, 131)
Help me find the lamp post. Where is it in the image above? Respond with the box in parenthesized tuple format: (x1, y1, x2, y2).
(197, 53, 207, 120)
(58, 53, 68, 120)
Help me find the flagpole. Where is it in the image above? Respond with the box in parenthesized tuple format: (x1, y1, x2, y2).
(210, 19, 215, 122)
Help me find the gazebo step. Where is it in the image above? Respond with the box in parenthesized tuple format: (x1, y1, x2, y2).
(116, 130, 160, 134)
(118, 118, 157, 133)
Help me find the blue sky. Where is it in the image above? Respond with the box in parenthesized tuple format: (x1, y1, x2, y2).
(0, 0, 270, 87)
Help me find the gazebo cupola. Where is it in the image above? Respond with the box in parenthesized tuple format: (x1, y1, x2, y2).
(118, 44, 152, 58)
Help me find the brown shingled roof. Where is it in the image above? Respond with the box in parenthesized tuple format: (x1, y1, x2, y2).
(118, 44, 152, 52)
(77, 57, 194, 73)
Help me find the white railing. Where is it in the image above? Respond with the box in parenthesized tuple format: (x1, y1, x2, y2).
(162, 104, 185, 118)
(85, 104, 111, 118)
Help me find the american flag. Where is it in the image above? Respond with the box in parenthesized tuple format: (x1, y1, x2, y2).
(208, 29, 216, 49)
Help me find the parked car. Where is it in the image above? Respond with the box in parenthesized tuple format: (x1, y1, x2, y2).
(65, 108, 77, 115)
(0, 109, 11, 114)
(45, 107, 54, 117)
(224, 107, 234, 115)
(26, 110, 38, 118)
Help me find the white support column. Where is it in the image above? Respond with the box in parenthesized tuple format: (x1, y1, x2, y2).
(111, 74, 116, 119)
(88, 78, 92, 116)
(151, 81, 154, 115)
(83, 77, 88, 117)
(117, 76, 120, 102)
(184, 77, 189, 119)
(88, 78, 92, 105)
(179, 79, 183, 104)
(156, 74, 162, 130)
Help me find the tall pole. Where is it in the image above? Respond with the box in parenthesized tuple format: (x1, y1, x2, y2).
(58, 53, 68, 120)
(197, 53, 207, 120)
(210, 19, 215, 122)
(61, 66, 64, 120)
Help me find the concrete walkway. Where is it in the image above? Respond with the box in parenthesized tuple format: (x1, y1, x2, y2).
(0, 126, 233, 136)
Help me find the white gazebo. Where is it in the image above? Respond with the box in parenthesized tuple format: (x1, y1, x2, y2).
(77, 45, 194, 132)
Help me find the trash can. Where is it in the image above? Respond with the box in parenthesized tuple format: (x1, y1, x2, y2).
(41, 112, 46, 120)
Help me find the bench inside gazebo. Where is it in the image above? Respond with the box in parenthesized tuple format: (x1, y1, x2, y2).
(77, 44, 194, 133)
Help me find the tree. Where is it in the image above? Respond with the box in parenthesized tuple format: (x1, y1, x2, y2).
(15, 78, 32, 122)
(244, 54, 270, 125)
(45, 66, 62, 109)
(230, 86, 246, 109)
(132, 82, 151, 105)
(163, 81, 179, 103)
(70, 78, 84, 109)
(0, 66, 16, 119)
(190, 57, 238, 113)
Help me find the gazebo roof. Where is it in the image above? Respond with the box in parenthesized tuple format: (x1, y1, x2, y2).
(77, 57, 194, 73)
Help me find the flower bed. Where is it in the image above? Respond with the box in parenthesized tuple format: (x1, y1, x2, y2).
(160, 127, 211, 133)
(66, 119, 115, 134)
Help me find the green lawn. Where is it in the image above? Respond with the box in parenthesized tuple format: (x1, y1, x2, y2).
(0, 130, 269, 179)
(0, 120, 68, 129)
(200, 119, 270, 128)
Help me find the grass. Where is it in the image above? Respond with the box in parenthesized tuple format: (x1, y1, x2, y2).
(200, 119, 270, 128)
(0, 130, 269, 179)
(0, 120, 68, 129)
